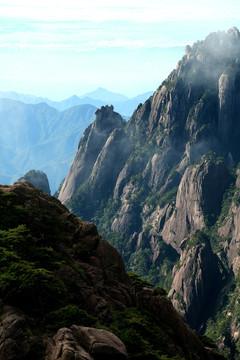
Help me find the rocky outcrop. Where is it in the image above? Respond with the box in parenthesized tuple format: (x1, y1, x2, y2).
(46, 326, 128, 360)
(19, 169, 51, 194)
(169, 237, 222, 330)
(58, 105, 126, 204)
(0, 306, 41, 360)
(218, 71, 235, 137)
(218, 170, 240, 274)
(161, 156, 233, 251)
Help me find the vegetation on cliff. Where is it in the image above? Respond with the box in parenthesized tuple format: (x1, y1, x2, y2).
(0, 181, 224, 360)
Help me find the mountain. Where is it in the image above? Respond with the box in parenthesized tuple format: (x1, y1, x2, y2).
(0, 90, 49, 104)
(0, 180, 225, 359)
(0, 100, 97, 193)
(81, 87, 129, 102)
(0, 89, 153, 116)
(58, 27, 240, 358)
(18, 169, 51, 195)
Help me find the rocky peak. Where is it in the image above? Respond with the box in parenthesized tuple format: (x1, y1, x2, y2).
(94, 105, 124, 129)
(19, 169, 51, 195)
(58, 105, 126, 204)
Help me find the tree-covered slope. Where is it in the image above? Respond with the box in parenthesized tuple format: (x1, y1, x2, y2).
(0, 181, 224, 360)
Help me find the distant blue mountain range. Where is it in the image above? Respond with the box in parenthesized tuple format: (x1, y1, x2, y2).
(0, 88, 153, 193)
(0, 100, 97, 193)
(0, 87, 153, 116)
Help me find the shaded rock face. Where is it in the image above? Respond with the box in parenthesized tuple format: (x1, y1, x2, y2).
(58, 105, 126, 204)
(89, 128, 131, 199)
(19, 169, 51, 194)
(0, 306, 31, 360)
(169, 239, 222, 330)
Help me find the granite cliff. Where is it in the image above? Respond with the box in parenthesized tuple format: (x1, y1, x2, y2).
(57, 27, 240, 358)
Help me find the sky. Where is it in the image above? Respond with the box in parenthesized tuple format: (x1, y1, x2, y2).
(0, 0, 240, 100)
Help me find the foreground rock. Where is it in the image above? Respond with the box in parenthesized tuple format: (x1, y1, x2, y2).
(46, 326, 128, 360)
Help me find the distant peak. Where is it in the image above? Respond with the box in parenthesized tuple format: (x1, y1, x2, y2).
(228, 26, 240, 38)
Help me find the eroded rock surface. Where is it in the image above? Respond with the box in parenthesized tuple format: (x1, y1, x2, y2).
(169, 239, 222, 329)
(161, 156, 233, 251)
(46, 326, 128, 360)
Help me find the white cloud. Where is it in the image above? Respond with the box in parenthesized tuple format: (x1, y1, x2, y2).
(0, 2, 239, 22)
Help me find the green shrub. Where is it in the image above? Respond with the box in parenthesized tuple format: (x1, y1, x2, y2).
(154, 287, 167, 296)
(187, 230, 208, 248)
(127, 272, 153, 292)
(45, 305, 96, 331)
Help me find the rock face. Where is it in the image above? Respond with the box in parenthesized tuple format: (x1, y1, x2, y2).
(58, 27, 240, 356)
(169, 237, 222, 330)
(46, 326, 128, 360)
(0, 181, 224, 360)
(161, 156, 233, 251)
(0, 306, 31, 360)
(19, 169, 51, 194)
(58, 105, 126, 204)
(218, 170, 240, 274)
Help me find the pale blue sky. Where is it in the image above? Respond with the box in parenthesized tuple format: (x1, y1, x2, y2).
(0, 0, 240, 99)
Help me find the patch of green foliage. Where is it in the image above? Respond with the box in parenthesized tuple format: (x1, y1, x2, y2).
(216, 183, 235, 226)
(205, 277, 240, 359)
(128, 249, 154, 280)
(192, 151, 216, 167)
(161, 78, 178, 92)
(146, 187, 178, 209)
(233, 187, 240, 207)
(0, 190, 27, 230)
(110, 307, 184, 360)
(154, 287, 167, 296)
(0, 225, 67, 315)
(198, 335, 218, 349)
(66, 181, 94, 221)
(127, 272, 153, 292)
(0, 189, 93, 328)
(146, 240, 179, 291)
(45, 305, 96, 332)
(187, 230, 209, 249)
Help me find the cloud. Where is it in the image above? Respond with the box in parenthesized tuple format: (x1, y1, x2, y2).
(0, 2, 239, 23)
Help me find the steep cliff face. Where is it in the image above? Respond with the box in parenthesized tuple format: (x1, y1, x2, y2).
(0, 181, 223, 360)
(59, 27, 240, 356)
(218, 170, 240, 274)
(58, 105, 126, 204)
(161, 156, 233, 251)
(169, 233, 222, 330)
